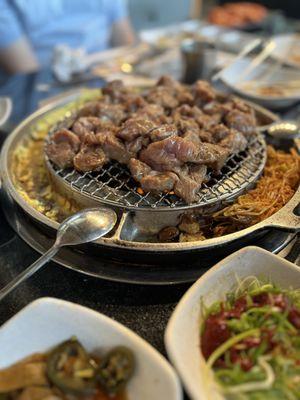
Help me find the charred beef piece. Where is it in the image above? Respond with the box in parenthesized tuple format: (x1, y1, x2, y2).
(177, 90, 194, 105)
(95, 132, 131, 164)
(225, 109, 256, 137)
(156, 75, 183, 90)
(72, 117, 114, 139)
(149, 124, 178, 142)
(121, 94, 147, 113)
(117, 118, 156, 141)
(140, 136, 229, 172)
(129, 158, 152, 181)
(131, 104, 166, 124)
(46, 129, 81, 169)
(125, 136, 149, 157)
(173, 165, 208, 203)
(173, 105, 219, 130)
(172, 104, 202, 120)
(77, 101, 101, 117)
(192, 80, 216, 106)
(210, 124, 230, 142)
(73, 143, 107, 172)
(197, 143, 230, 172)
(129, 158, 178, 193)
(102, 80, 128, 102)
(219, 129, 247, 154)
(78, 102, 126, 125)
(146, 86, 179, 109)
(140, 136, 196, 171)
(176, 118, 200, 135)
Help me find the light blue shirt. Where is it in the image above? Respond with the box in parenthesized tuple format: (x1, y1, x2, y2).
(0, 0, 128, 66)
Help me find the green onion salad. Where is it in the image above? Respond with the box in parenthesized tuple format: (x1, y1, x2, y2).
(200, 276, 300, 400)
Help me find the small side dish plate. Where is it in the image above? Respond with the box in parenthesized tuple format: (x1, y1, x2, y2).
(0, 297, 182, 400)
(220, 58, 300, 109)
(272, 33, 300, 70)
(165, 246, 300, 400)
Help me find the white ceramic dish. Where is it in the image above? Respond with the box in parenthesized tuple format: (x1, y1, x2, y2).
(220, 58, 300, 109)
(0, 297, 182, 400)
(0, 97, 12, 126)
(272, 33, 300, 69)
(165, 246, 300, 400)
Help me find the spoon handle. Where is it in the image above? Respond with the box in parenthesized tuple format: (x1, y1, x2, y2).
(0, 245, 59, 302)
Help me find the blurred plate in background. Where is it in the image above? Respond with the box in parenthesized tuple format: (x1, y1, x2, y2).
(0, 97, 12, 126)
(272, 33, 300, 69)
(220, 58, 300, 109)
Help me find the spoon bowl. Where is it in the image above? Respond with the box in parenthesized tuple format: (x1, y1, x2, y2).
(56, 207, 117, 247)
(267, 120, 300, 140)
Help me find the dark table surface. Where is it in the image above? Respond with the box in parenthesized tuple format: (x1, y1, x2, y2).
(0, 68, 299, 399)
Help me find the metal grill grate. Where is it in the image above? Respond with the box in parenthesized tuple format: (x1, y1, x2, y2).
(46, 131, 266, 211)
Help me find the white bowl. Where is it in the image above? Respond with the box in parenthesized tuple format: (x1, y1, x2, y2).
(220, 58, 300, 109)
(0, 297, 182, 400)
(165, 246, 300, 400)
(272, 33, 300, 70)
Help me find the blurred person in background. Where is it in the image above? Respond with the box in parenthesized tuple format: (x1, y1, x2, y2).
(0, 0, 135, 75)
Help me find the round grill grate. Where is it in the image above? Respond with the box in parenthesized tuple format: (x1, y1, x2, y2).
(46, 129, 266, 211)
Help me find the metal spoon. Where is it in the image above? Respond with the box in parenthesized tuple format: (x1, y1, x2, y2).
(267, 120, 300, 140)
(0, 207, 117, 301)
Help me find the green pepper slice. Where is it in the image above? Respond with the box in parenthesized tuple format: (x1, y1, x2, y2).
(46, 338, 96, 396)
(97, 346, 135, 396)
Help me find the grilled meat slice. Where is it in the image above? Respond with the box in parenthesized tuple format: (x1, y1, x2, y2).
(46, 129, 81, 169)
(102, 79, 128, 102)
(210, 124, 230, 142)
(73, 143, 107, 172)
(225, 109, 256, 137)
(140, 136, 196, 171)
(140, 136, 229, 172)
(149, 124, 178, 142)
(72, 117, 114, 139)
(78, 101, 126, 125)
(131, 104, 166, 124)
(129, 158, 178, 193)
(95, 132, 131, 164)
(117, 118, 156, 141)
(173, 164, 208, 203)
(192, 80, 216, 106)
(146, 86, 179, 109)
(219, 129, 247, 154)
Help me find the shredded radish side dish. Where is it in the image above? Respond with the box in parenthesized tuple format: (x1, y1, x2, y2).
(201, 277, 300, 399)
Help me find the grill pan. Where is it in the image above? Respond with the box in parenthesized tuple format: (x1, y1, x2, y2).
(1, 93, 299, 257)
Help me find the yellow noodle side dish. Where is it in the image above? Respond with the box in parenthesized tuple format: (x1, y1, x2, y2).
(212, 145, 300, 236)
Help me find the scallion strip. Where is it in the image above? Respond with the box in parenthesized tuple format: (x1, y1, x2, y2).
(207, 328, 260, 368)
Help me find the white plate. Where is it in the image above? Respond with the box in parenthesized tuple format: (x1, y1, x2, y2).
(220, 58, 300, 109)
(272, 33, 300, 69)
(165, 246, 300, 400)
(0, 298, 182, 400)
(0, 97, 12, 126)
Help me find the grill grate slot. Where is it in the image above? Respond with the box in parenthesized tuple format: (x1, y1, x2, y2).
(46, 130, 266, 210)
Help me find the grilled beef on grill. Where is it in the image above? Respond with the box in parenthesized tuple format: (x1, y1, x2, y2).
(73, 143, 107, 172)
(129, 158, 178, 193)
(173, 164, 208, 204)
(46, 129, 80, 169)
(46, 76, 258, 203)
(117, 118, 156, 141)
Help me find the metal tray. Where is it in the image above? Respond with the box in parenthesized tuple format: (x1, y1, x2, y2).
(1, 93, 299, 258)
